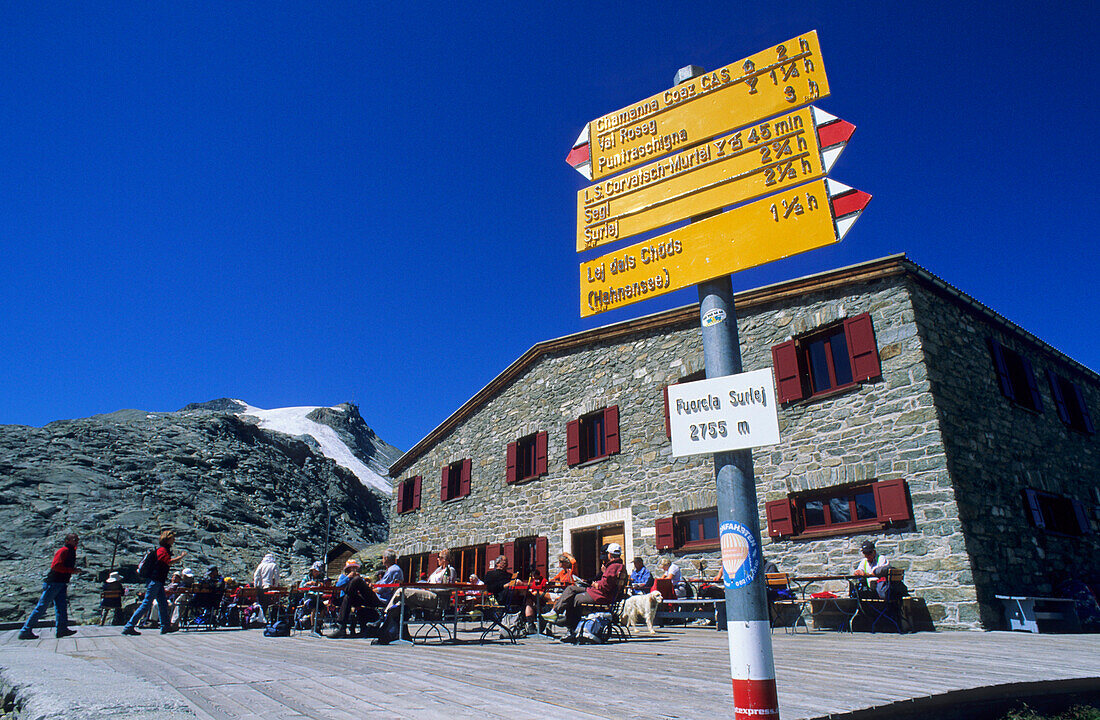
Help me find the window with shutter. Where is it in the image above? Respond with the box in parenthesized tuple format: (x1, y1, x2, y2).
(440, 464, 451, 502)
(772, 315, 880, 404)
(770, 480, 913, 539)
(509, 432, 547, 483)
(988, 339, 1043, 413)
(442, 460, 467, 502)
(604, 405, 620, 456)
(397, 476, 420, 514)
(395, 480, 405, 514)
(459, 458, 471, 498)
(872, 479, 911, 523)
(411, 475, 421, 511)
(570, 406, 621, 465)
(1048, 370, 1095, 434)
(772, 340, 805, 404)
(505, 441, 517, 484)
(1024, 488, 1090, 536)
(566, 419, 581, 466)
(535, 431, 548, 476)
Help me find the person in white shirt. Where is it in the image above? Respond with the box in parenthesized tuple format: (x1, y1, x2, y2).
(853, 541, 891, 599)
(659, 557, 688, 598)
(428, 549, 456, 584)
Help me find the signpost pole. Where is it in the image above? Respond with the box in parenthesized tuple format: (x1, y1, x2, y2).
(677, 63, 779, 719)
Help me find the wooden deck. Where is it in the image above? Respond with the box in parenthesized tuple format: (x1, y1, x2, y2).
(3, 625, 1098, 719)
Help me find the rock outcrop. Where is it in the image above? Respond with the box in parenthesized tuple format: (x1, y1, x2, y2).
(0, 402, 398, 623)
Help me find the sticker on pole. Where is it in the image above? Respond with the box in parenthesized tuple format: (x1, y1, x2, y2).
(702, 308, 727, 327)
(720, 521, 759, 590)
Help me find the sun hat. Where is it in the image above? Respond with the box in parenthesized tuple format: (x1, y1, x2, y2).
(181, 568, 194, 578)
(344, 558, 361, 570)
(107, 571, 122, 583)
(311, 561, 324, 572)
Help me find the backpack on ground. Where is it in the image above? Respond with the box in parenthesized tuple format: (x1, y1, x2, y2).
(577, 612, 612, 644)
(263, 617, 291, 637)
(136, 548, 158, 580)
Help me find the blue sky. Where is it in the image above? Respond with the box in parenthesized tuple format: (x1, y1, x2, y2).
(2, 2, 1097, 453)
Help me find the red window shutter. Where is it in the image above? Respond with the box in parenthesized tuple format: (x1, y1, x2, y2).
(663, 385, 671, 438)
(1048, 370, 1071, 425)
(535, 431, 548, 476)
(872, 479, 911, 523)
(566, 419, 581, 466)
(459, 458, 472, 497)
(535, 536, 549, 578)
(765, 499, 795, 538)
(844, 313, 881, 383)
(395, 480, 405, 514)
(772, 340, 805, 404)
(440, 465, 450, 502)
(1073, 384, 1095, 434)
(412, 475, 422, 511)
(503, 541, 516, 571)
(505, 441, 517, 484)
(484, 543, 502, 574)
(604, 405, 620, 456)
(1023, 489, 1045, 529)
(1021, 356, 1043, 413)
(655, 517, 675, 550)
(988, 339, 1016, 402)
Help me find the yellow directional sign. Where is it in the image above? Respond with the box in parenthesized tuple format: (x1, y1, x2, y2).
(579, 179, 871, 318)
(577, 106, 855, 251)
(584, 31, 830, 181)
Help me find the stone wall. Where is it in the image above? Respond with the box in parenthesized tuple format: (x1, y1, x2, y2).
(912, 279, 1100, 628)
(390, 271, 989, 629)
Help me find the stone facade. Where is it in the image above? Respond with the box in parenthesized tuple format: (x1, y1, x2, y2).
(388, 256, 1099, 630)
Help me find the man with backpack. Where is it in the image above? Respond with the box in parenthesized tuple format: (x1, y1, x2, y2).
(18, 533, 82, 640)
(122, 530, 187, 635)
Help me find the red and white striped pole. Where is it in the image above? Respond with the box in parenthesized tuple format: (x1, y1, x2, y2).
(671, 63, 780, 720)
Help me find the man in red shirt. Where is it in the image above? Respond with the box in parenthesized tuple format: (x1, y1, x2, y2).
(541, 543, 625, 641)
(18, 533, 82, 640)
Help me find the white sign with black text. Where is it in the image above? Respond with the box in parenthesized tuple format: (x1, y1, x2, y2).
(668, 368, 781, 457)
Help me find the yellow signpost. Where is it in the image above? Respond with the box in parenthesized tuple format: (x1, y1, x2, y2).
(577, 106, 854, 251)
(579, 179, 870, 317)
(583, 31, 830, 181)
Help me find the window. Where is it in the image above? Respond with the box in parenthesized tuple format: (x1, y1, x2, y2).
(772, 313, 881, 404)
(566, 406, 620, 465)
(656, 508, 721, 551)
(395, 475, 422, 514)
(1024, 489, 1091, 536)
(766, 479, 911, 539)
(988, 339, 1043, 413)
(1047, 371, 1095, 434)
(506, 432, 548, 484)
(440, 458, 471, 502)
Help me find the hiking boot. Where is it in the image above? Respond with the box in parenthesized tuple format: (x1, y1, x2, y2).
(56, 628, 77, 639)
(122, 627, 141, 636)
(160, 626, 179, 634)
(327, 627, 347, 639)
(539, 610, 559, 623)
(18, 630, 38, 640)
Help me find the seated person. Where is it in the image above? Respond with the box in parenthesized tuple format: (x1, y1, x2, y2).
(630, 557, 654, 595)
(481, 555, 532, 631)
(542, 543, 625, 640)
(853, 541, 894, 599)
(99, 571, 125, 625)
(428, 550, 457, 584)
(328, 549, 403, 638)
(658, 557, 689, 598)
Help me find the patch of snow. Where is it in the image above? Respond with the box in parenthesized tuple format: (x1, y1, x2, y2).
(234, 402, 391, 494)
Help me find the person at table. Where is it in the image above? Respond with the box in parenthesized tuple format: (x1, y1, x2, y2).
(541, 543, 625, 641)
(328, 549, 402, 638)
(658, 557, 688, 598)
(853, 540, 892, 599)
(428, 549, 456, 584)
(99, 571, 125, 625)
(630, 557, 654, 595)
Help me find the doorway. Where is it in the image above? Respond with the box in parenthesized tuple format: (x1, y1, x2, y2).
(570, 522, 624, 581)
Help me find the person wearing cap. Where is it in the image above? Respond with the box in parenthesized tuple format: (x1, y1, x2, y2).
(853, 541, 892, 599)
(99, 570, 126, 625)
(541, 542, 625, 641)
(328, 550, 404, 638)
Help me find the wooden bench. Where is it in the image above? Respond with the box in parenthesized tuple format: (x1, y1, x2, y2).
(995, 595, 1082, 633)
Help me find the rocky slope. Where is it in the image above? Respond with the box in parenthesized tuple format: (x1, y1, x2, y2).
(0, 401, 400, 624)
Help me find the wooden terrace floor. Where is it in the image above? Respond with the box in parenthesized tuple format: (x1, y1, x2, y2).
(2, 625, 1098, 719)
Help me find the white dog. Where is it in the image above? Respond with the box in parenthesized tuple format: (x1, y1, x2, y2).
(621, 590, 662, 635)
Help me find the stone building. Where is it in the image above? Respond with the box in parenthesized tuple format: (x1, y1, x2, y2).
(387, 255, 1098, 630)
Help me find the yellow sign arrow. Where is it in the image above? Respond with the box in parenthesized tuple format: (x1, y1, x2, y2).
(577, 106, 855, 251)
(579, 179, 870, 318)
(582, 31, 830, 181)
